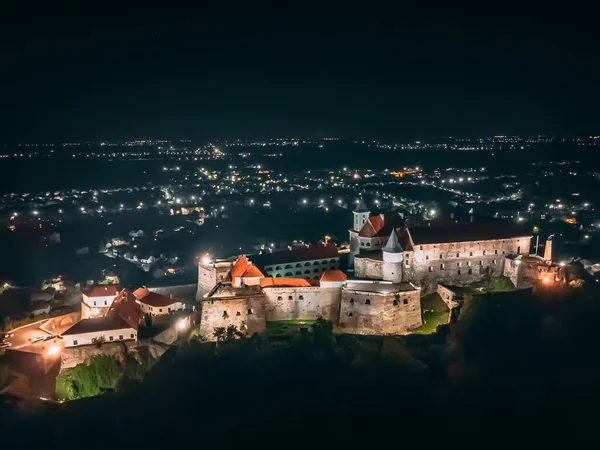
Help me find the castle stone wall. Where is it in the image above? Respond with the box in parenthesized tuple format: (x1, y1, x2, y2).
(338, 288, 421, 335)
(354, 257, 384, 280)
(199, 295, 266, 341)
(197, 263, 232, 301)
(262, 287, 341, 323)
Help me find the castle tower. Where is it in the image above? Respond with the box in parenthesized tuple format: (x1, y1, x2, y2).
(543, 234, 554, 262)
(382, 228, 404, 283)
(353, 197, 370, 231)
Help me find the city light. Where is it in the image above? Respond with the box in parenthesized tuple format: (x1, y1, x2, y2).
(177, 319, 188, 331)
(32, 210, 39, 215)
(201, 254, 211, 265)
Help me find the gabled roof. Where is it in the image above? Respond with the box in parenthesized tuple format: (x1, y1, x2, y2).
(242, 265, 264, 278)
(383, 228, 403, 253)
(133, 287, 175, 307)
(358, 215, 385, 238)
(320, 270, 347, 282)
(83, 285, 120, 298)
(396, 228, 415, 251)
(230, 256, 250, 279)
(107, 289, 141, 330)
(259, 277, 312, 288)
(353, 198, 370, 213)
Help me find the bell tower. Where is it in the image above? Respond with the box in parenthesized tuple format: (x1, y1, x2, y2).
(353, 197, 370, 231)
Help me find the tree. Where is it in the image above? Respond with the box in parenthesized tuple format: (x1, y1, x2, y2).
(213, 327, 226, 342)
(95, 335, 106, 348)
(225, 324, 245, 341)
(144, 313, 153, 329)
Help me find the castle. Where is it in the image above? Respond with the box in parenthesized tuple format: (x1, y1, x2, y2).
(196, 202, 533, 341)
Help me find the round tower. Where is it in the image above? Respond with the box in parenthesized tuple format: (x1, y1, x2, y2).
(382, 228, 404, 283)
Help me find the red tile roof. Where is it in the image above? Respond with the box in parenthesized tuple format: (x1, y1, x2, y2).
(230, 256, 250, 279)
(83, 285, 120, 298)
(320, 270, 347, 283)
(358, 216, 385, 238)
(133, 288, 175, 307)
(242, 265, 264, 278)
(107, 289, 141, 330)
(259, 277, 312, 288)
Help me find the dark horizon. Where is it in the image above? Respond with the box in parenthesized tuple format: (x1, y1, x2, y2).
(2, 6, 600, 142)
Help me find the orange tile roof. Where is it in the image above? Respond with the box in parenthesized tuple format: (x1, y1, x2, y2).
(133, 287, 175, 307)
(320, 270, 347, 282)
(259, 277, 312, 288)
(230, 256, 250, 279)
(358, 216, 385, 238)
(83, 284, 120, 298)
(242, 265, 264, 278)
(108, 289, 142, 330)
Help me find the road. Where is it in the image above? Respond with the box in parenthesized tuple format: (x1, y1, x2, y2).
(6, 320, 55, 350)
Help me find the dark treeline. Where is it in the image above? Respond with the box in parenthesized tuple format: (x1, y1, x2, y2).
(3, 284, 600, 447)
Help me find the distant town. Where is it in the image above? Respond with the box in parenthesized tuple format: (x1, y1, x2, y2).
(0, 136, 599, 402)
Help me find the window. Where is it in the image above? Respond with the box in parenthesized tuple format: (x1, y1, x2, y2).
(493, 260, 496, 265)
(350, 298, 354, 304)
(288, 295, 293, 300)
(236, 311, 241, 316)
(440, 255, 443, 259)
(109, 336, 114, 341)
(440, 264, 445, 270)
(322, 260, 328, 264)
(517, 246, 521, 254)
(304, 270, 311, 274)
(403, 298, 408, 305)
(93, 301, 96, 306)
(467, 261, 471, 266)
(305, 262, 311, 266)
(366, 242, 371, 247)
(405, 259, 409, 266)
(248, 309, 254, 315)
(223, 311, 229, 318)
(348, 312, 353, 317)
(92, 337, 97, 343)
(468, 269, 472, 275)
(159, 309, 163, 313)
(130, 334, 134, 338)
(119, 335, 123, 340)
(420, 245, 423, 250)
(365, 299, 371, 305)
(73, 340, 78, 345)
(457, 262, 461, 267)
(296, 263, 302, 268)
(479, 260, 483, 266)
(469, 252, 473, 256)
(458, 269, 461, 275)
(285, 264, 293, 269)
(425, 255, 429, 260)
(456, 252, 460, 258)
(285, 272, 293, 276)
(429, 266, 433, 272)
(483, 250, 486, 255)
(495, 249, 498, 254)
(393, 299, 399, 306)
(313, 268, 320, 273)
(502, 251, 506, 254)
(277, 296, 282, 300)
(104, 300, 107, 305)
(299, 295, 304, 300)
(275, 266, 282, 270)
(296, 271, 301, 275)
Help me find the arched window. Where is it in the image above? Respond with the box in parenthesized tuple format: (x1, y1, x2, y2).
(313, 268, 320, 273)
(277, 296, 283, 300)
(275, 266, 282, 270)
(350, 298, 354, 303)
(295, 271, 301, 275)
(285, 272, 293, 276)
(304, 262, 311, 267)
(305, 270, 311, 274)
(330, 259, 336, 263)
(322, 260, 328, 264)
(299, 295, 304, 300)
(403, 298, 408, 305)
(313, 261, 320, 265)
(285, 264, 293, 269)
(296, 263, 302, 267)
(275, 273, 282, 278)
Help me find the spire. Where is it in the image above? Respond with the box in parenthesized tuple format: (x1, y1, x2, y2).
(353, 196, 370, 213)
(383, 228, 403, 253)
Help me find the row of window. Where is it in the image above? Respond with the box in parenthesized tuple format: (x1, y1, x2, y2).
(418, 241, 520, 250)
(424, 249, 506, 260)
(271, 267, 331, 276)
(223, 309, 254, 318)
(92, 300, 109, 306)
(429, 260, 497, 272)
(348, 298, 409, 305)
(276, 295, 305, 300)
(148, 306, 172, 313)
(266, 259, 338, 271)
(83, 333, 135, 345)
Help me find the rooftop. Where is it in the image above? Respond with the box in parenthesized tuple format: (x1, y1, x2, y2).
(133, 288, 175, 307)
(62, 314, 133, 335)
(320, 270, 347, 283)
(260, 277, 314, 288)
(344, 280, 418, 293)
(83, 284, 120, 298)
(408, 221, 531, 245)
(257, 243, 339, 266)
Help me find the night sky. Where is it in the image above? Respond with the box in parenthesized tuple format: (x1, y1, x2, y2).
(2, 6, 600, 142)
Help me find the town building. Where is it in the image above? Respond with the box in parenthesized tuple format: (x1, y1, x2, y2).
(62, 289, 141, 347)
(133, 287, 186, 315)
(81, 284, 121, 319)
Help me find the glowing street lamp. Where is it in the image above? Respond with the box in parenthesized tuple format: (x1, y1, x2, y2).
(177, 319, 188, 331)
(46, 345, 61, 357)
